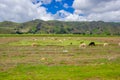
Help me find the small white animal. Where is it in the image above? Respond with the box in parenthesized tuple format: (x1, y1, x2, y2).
(33, 38, 37, 41)
(118, 43, 120, 46)
(103, 43, 109, 46)
(41, 57, 46, 60)
(79, 43, 86, 48)
(31, 43, 37, 47)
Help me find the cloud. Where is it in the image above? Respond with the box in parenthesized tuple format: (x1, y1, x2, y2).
(0, 0, 120, 22)
(72, 0, 94, 10)
(72, 0, 115, 11)
(87, 11, 120, 22)
(53, 0, 120, 22)
(54, 10, 87, 21)
(74, 10, 84, 15)
(40, 0, 52, 4)
(63, 3, 69, 8)
(0, 0, 53, 22)
(32, 0, 52, 4)
(55, 0, 62, 2)
(54, 10, 71, 20)
(72, 0, 120, 22)
(65, 14, 87, 21)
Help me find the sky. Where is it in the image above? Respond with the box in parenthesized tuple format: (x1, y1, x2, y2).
(0, 0, 120, 22)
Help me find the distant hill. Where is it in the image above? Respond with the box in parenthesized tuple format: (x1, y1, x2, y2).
(0, 20, 120, 35)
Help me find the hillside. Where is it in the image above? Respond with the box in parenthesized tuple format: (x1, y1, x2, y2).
(0, 20, 120, 35)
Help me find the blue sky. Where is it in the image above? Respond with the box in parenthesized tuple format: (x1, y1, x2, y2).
(0, 0, 120, 22)
(41, 0, 74, 14)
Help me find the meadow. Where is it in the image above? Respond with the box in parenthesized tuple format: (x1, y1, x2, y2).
(0, 35, 120, 80)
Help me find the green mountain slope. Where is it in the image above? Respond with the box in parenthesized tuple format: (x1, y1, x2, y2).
(0, 20, 120, 35)
(0, 21, 20, 34)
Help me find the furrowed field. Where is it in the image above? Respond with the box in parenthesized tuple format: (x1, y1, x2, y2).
(0, 35, 120, 80)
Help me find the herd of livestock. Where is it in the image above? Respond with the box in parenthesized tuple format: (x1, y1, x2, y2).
(31, 38, 120, 48)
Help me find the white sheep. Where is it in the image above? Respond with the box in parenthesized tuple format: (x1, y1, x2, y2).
(79, 43, 86, 48)
(118, 43, 120, 46)
(59, 40, 63, 43)
(41, 57, 46, 61)
(31, 43, 37, 47)
(33, 38, 37, 41)
(103, 43, 109, 46)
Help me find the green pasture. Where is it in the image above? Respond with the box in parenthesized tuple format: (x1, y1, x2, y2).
(0, 64, 120, 80)
(0, 36, 120, 80)
(8, 37, 103, 46)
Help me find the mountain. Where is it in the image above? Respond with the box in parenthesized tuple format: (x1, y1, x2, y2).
(0, 20, 120, 35)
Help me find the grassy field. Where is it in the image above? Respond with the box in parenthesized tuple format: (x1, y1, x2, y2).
(0, 35, 120, 80)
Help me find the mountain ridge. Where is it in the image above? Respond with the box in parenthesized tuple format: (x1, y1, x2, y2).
(0, 20, 120, 35)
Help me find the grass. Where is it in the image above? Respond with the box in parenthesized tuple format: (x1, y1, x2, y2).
(8, 37, 104, 46)
(0, 64, 120, 80)
(0, 34, 119, 37)
(0, 36, 120, 80)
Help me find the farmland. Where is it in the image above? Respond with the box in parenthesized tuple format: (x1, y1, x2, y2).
(0, 35, 120, 80)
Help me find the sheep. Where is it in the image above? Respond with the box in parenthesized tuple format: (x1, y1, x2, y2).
(41, 57, 46, 61)
(63, 50, 68, 53)
(33, 38, 37, 41)
(63, 39, 66, 41)
(88, 42, 95, 46)
(79, 42, 86, 48)
(108, 57, 115, 61)
(31, 43, 37, 47)
(59, 40, 63, 43)
(103, 43, 109, 46)
(118, 43, 120, 46)
(43, 38, 46, 40)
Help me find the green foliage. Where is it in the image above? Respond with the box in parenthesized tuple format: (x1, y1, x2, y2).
(0, 64, 120, 80)
(0, 36, 120, 80)
(0, 20, 120, 36)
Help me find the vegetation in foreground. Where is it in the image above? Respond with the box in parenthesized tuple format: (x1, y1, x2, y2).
(0, 64, 120, 80)
(0, 36, 120, 80)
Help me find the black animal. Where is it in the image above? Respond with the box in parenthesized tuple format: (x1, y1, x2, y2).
(70, 42, 72, 45)
(88, 42, 95, 46)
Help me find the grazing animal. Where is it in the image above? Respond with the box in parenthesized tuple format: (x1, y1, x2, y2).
(59, 40, 63, 43)
(118, 43, 120, 46)
(31, 43, 37, 47)
(70, 42, 72, 45)
(103, 43, 109, 46)
(79, 42, 86, 48)
(41, 57, 46, 61)
(88, 42, 95, 46)
(33, 38, 37, 41)
(63, 50, 68, 53)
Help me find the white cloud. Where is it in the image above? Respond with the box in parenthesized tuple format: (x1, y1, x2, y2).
(54, 10, 71, 20)
(53, 0, 120, 22)
(72, 0, 94, 10)
(0, 0, 120, 22)
(54, 10, 87, 21)
(74, 10, 84, 15)
(0, 0, 53, 22)
(65, 14, 87, 21)
(87, 11, 120, 22)
(63, 3, 69, 8)
(55, 0, 62, 2)
(32, 0, 52, 4)
(72, 0, 120, 22)
(40, 0, 52, 4)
